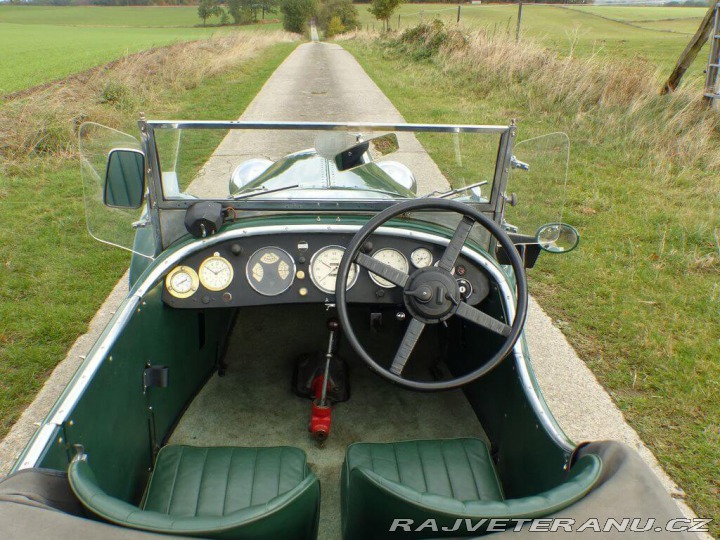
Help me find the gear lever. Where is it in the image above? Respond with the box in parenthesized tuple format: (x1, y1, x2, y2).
(310, 318, 340, 443)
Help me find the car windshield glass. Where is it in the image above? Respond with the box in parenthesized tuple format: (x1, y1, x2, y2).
(151, 123, 507, 206)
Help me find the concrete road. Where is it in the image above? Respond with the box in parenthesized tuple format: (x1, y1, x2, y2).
(0, 41, 700, 527)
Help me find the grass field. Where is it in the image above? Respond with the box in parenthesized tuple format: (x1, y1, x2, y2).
(0, 6, 280, 95)
(0, 35, 298, 443)
(357, 4, 709, 86)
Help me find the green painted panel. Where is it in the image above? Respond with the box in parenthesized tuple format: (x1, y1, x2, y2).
(42, 282, 233, 503)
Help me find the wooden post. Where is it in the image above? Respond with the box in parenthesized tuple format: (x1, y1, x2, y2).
(457, 4, 461, 25)
(662, 2, 717, 94)
(398, 13, 401, 30)
(516, 0, 523, 43)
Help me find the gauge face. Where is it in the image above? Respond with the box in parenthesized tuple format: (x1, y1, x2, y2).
(369, 248, 409, 288)
(410, 247, 434, 269)
(166, 266, 199, 299)
(310, 246, 358, 295)
(198, 253, 234, 291)
(246, 247, 295, 296)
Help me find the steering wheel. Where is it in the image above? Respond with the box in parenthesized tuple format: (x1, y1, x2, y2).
(336, 199, 528, 391)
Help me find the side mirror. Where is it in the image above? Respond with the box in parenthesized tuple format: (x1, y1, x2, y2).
(334, 133, 399, 171)
(104, 149, 145, 209)
(536, 223, 579, 253)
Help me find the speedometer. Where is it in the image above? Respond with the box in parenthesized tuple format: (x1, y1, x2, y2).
(369, 248, 408, 288)
(246, 247, 295, 296)
(310, 246, 358, 295)
(198, 253, 234, 291)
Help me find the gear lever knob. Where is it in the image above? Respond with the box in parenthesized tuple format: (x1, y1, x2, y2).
(327, 318, 340, 332)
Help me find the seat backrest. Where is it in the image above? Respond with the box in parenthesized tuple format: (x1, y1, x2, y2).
(68, 453, 320, 539)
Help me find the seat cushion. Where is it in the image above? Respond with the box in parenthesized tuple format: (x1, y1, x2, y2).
(345, 438, 503, 502)
(143, 445, 309, 517)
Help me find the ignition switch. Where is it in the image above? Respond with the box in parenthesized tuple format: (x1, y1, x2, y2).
(456, 278, 473, 301)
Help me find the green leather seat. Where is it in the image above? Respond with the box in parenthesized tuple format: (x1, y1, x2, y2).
(341, 438, 602, 540)
(69, 445, 320, 540)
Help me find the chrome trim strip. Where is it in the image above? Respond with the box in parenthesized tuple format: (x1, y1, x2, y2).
(21, 223, 572, 469)
(147, 120, 510, 135)
(18, 424, 57, 470)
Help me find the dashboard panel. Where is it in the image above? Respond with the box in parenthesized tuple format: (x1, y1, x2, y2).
(162, 232, 491, 309)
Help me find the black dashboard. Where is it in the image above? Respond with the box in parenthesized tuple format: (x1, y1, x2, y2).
(162, 232, 492, 309)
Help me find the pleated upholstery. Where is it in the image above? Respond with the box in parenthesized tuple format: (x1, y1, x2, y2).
(345, 438, 503, 502)
(143, 445, 309, 517)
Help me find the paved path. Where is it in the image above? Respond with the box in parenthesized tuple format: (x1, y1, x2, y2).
(0, 41, 700, 528)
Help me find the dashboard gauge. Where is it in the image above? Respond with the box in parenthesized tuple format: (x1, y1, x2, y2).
(165, 266, 199, 299)
(246, 247, 295, 296)
(198, 253, 234, 291)
(310, 245, 358, 295)
(410, 247, 434, 268)
(369, 248, 409, 288)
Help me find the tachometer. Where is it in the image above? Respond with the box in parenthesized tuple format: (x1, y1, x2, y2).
(198, 253, 234, 291)
(165, 266, 199, 299)
(246, 247, 295, 296)
(369, 248, 409, 288)
(310, 246, 358, 295)
(410, 247, 433, 268)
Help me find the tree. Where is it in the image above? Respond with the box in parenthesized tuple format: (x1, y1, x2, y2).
(228, 0, 254, 24)
(258, 0, 279, 20)
(368, 0, 403, 31)
(317, 0, 359, 35)
(280, 0, 315, 33)
(198, 0, 223, 25)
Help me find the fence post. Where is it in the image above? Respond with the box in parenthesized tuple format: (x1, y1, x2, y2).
(398, 13, 401, 30)
(516, 0, 523, 42)
(457, 4, 461, 24)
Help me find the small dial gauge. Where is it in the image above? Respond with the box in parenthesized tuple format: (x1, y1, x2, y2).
(410, 247, 434, 268)
(198, 253, 234, 291)
(369, 248, 409, 288)
(165, 266, 199, 299)
(310, 246, 358, 295)
(245, 247, 295, 297)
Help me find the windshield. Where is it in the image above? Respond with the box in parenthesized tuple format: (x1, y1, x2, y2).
(149, 122, 510, 208)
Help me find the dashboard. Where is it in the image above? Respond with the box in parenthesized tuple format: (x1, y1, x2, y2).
(162, 232, 491, 309)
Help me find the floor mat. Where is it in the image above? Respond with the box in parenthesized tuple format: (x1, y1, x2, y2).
(170, 307, 488, 540)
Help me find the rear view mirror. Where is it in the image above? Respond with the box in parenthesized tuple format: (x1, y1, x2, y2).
(536, 223, 579, 253)
(334, 133, 399, 171)
(104, 149, 145, 209)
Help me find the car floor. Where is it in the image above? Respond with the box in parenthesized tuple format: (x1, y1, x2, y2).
(169, 306, 488, 540)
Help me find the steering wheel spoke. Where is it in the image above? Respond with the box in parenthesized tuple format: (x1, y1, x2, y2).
(355, 252, 410, 288)
(438, 216, 475, 271)
(390, 318, 425, 375)
(455, 302, 512, 336)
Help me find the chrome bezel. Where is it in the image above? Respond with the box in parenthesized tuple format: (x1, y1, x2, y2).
(245, 247, 296, 297)
(309, 245, 359, 295)
(198, 254, 234, 291)
(165, 266, 199, 299)
(410, 247, 434, 268)
(369, 248, 409, 288)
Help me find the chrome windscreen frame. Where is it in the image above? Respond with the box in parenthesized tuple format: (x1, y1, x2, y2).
(141, 120, 517, 216)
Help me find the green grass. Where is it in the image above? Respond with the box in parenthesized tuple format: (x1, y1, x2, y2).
(0, 40, 298, 440)
(342, 35, 719, 534)
(0, 5, 205, 27)
(357, 4, 709, 87)
(0, 6, 281, 95)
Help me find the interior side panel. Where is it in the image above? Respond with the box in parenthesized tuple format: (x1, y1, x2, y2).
(39, 283, 234, 503)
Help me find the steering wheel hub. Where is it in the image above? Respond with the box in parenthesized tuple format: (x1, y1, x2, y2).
(403, 267, 459, 324)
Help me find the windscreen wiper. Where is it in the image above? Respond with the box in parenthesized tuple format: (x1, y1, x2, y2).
(229, 184, 300, 200)
(421, 181, 488, 199)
